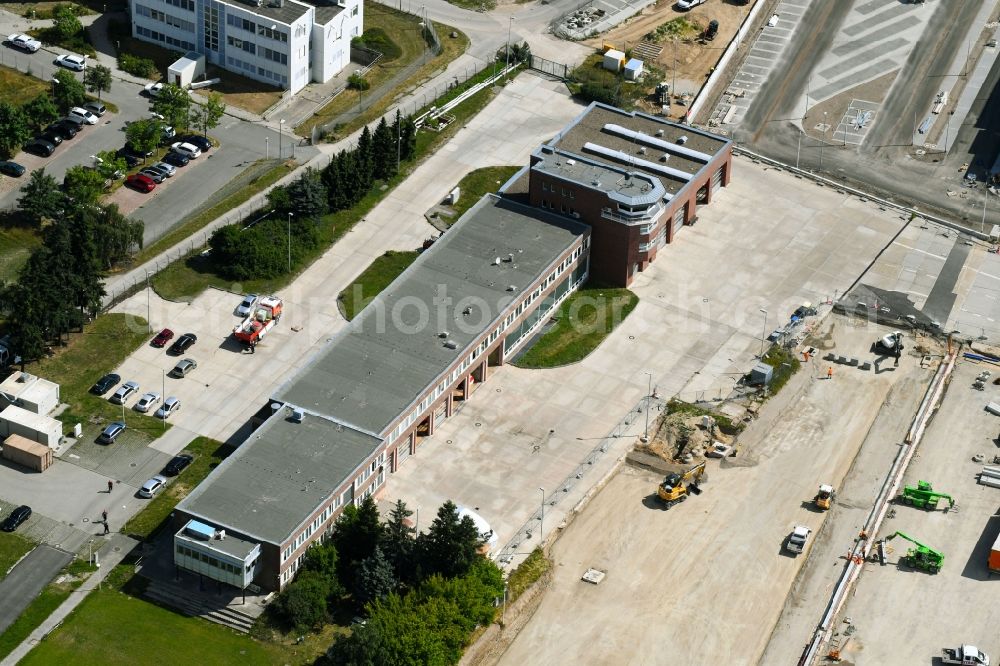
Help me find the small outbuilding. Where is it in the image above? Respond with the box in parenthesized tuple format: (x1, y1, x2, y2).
(603, 49, 625, 72)
(750, 363, 774, 386)
(2, 433, 53, 472)
(624, 58, 644, 81)
(167, 51, 205, 88)
(0, 404, 62, 449)
(0, 371, 60, 415)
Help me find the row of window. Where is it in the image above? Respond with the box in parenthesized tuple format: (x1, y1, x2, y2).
(227, 35, 254, 54)
(176, 545, 253, 574)
(226, 13, 256, 32)
(541, 181, 575, 199)
(262, 46, 288, 65)
(258, 25, 288, 43)
(226, 56, 288, 86)
(539, 199, 580, 217)
(157, 0, 194, 11)
(204, 5, 219, 51)
(134, 4, 194, 31)
(135, 25, 194, 51)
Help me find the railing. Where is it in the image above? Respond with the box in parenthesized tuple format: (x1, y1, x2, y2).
(600, 206, 661, 225)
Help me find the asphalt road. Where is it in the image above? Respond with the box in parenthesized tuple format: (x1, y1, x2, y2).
(736, 0, 1000, 226)
(0, 544, 72, 635)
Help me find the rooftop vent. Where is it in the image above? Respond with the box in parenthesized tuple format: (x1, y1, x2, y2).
(638, 146, 646, 155)
(444, 340, 458, 350)
(216, 529, 226, 540)
(656, 129, 664, 137)
(462, 307, 472, 315)
(493, 257, 500, 266)
(438, 331, 449, 338)
(506, 285, 516, 292)
(677, 135, 688, 145)
(292, 408, 305, 423)
(505, 253, 513, 262)
(270, 402, 282, 415)
(660, 153, 669, 162)
(566, 159, 576, 166)
(592, 180, 601, 187)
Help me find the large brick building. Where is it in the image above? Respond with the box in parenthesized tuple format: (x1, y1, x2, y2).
(171, 103, 730, 593)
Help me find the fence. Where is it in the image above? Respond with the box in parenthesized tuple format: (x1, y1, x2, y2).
(529, 54, 569, 80)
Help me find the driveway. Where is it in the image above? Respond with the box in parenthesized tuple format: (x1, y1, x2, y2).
(0, 545, 72, 634)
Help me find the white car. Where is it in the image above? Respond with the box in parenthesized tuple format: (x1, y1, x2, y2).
(144, 82, 164, 97)
(110, 380, 140, 405)
(8, 34, 40, 53)
(236, 293, 258, 317)
(55, 54, 86, 71)
(170, 142, 201, 159)
(151, 161, 176, 177)
(67, 107, 98, 125)
(138, 475, 167, 498)
(155, 396, 181, 419)
(785, 525, 812, 555)
(674, 0, 706, 9)
(134, 392, 161, 413)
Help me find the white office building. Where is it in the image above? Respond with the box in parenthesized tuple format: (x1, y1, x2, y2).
(129, 0, 362, 94)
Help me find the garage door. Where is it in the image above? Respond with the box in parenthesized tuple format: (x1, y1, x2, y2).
(672, 205, 686, 237)
(396, 437, 411, 465)
(711, 166, 724, 192)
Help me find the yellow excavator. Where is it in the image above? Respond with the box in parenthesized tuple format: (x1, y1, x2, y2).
(657, 461, 706, 509)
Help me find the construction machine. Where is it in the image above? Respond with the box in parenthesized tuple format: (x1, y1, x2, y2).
(814, 484, 835, 511)
(874, 330, 904, 358)
(657, 461, 706, 509)
(898, 480, 955, 510)
(885, 531, 944, 573)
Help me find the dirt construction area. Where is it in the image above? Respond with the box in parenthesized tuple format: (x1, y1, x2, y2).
(497, 316, 938, 665)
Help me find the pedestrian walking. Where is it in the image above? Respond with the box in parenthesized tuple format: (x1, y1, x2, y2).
(827, 366, 833, 380)
(102, 509, 107, 522)
(103, 521, 110, 535)
(107, 480, 113, 493)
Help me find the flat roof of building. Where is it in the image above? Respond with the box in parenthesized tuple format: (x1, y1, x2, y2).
(0, 372, 58, 405)
(545, 102, 730, 195)
(312, 3, 344, 24)
(177, 412, 380, 545)
(223, 0, 311, 25)
(274, 195, 588, 436)
(0, 404, 59, 431)
(177, 520, 260, 560)
(532, 148, 665, 206)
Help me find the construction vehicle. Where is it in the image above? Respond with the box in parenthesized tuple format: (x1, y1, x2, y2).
(885, 531, 944, 573)
(233, 295, 283, 345)
(657, 461, 706, 509)
(785, 525, 811, 554)
(898, 480, 955, 510)
(874, 330, 904, 358)
(814, 484, 834, 510)
(942, 645, 990, 665)
(701, 19, 719, 41)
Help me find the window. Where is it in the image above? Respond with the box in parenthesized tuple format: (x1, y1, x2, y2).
(352, 4, 359, 15)
(203, 4, 219, 51)
(258, 25, 288, 43)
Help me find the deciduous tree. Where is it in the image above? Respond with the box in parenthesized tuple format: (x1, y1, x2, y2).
(18, 169, 64, 227)
(51, 4, 83, 41)
(52, 69, 86, 111)
(84, 64, 112, 100)
(190, 91, 225, 136)
(152, 83, 191, 130)
(0, 101, 31, 159)
(21, 94, 59, 132)
(62, 165, 105, 206)
(125, 118, 162, 163)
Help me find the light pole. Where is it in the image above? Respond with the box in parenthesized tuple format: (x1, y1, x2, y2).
(287, 212, 293, 272)
(983, 187, 990, 231)
(279, 119, 284, 159)
(642, 371, 652, 441)
(538, 487, 545, 544)
(161, 369, 165, 431)
(759, 308, 768, 358)
(505, 17, 514, 75)
(396, 126, 401, 172)
(671, 38, 677, 99)
(265, 136, 269, 160)
(144, 270, 151, 332)
(820, 112, 827, 170)
(796, 128, 802, 169)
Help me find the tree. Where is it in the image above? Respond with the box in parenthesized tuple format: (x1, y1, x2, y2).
(372, 117, 395, 181)
(84, 64, 113, 100)
(331, 496, 382, 586)
(417, 501, 484, 579)
(94, 150, 126, 182)
(382, 499, 415, 582)
(62, 165, 105, 206)
(125, 118, 162, 163)
(18, 169, 64, 227)
(0, 101, 30, 159)
(190, 91, 225, 137)
(396, 111, 417, 163)
(63, 214, 105, 319)
(275, 571, 329, 632)
(355, 125, 374, 191)
(285, 167, 328, 220)
(84, 203, 143, 268)
(354, 547, 397, 605)
(52, 4, 83, 41)
(52, 69, 86, 111)
(21, 94, 59, 132)
(301, 540, 346, 603)
(152, 83, 191, 130)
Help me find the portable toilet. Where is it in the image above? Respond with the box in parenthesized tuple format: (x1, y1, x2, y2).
(624, 58, 644, 81)
(603, 49, 625, 72)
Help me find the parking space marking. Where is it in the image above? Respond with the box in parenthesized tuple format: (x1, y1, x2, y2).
(817, 38, 909, 80)
(810, 58, 898, 101)
(843, 3, 914, 35)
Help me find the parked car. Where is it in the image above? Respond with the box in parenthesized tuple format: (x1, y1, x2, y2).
(151, 328, 174, 347)
(46, 123, 77, 140)
(145, 162, 174, 179)
(236, 293, 258, 317)
(98, 421, 126, 444)
(110, 380, 140, 404)
(125, 142, 154, 158)
(59, 115, 85, 129)
(38, 131, 63, 147)
(91, 372, 120, 394)
(169, 333, 197, 355)
(125, 173, 156, 193)
(785, 525, 812, 555)
(162, 125, 176, 141)
(674, 0, 706, 9)
(24, 138, 56, 157)
(162, 151, 189, 167)
(143, 82, 164, 97)
(55, 54, 86, 71)
(155, 396, 181, 419)
(116, 148, 141, 168)
(134, 392, 161, 413)
(168, 358, 197, 378)
(138, 475, 167, 498)
(7, 33, 40, 52)
(0, 161, 25, 177)
(67, 107, 98, 125)
(83, 101, 106, 117)
(1, 505, 32, 532)
(181, 135, 212, 152)
(170, 142, 201, 159)
(139, 167, 164, 184)
(162, 453, 194, 476)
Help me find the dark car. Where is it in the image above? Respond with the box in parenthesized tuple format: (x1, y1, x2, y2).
(0, 161, 25, 177)
(125, 173, 156, 193)
(162, 453, 194, 476)
(58, 115, 85, 129)
(38, 131, 64, 146)
(181, 135, 212, 152)
(46, 123, 77, 140)
(151, 328, 174, 347)
(162, 151, 189, 167)
(125, 142, 154, 158)
(90, 372, 121, 394)
(116, 148, 141, 168)
(24, 138, 55, 157)
(1, 505, 31, 532)
(169, 333, 197, 355)
(98, 421, 126, 444)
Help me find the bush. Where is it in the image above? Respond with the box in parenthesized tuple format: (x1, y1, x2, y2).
(347, 73, 370, 91)
(118, 53, 157, 78)
(578, 81, 621, 107)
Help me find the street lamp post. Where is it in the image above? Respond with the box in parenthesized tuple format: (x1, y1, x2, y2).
(538, 487, 545, 544)
(505, 17, 514, 75)
(820, 112, 827, 170)
(265, 136, 269, 160)
(796, 129, 802, 169)
(279, 119, 285, 159)
(287, 212, 293, 272)
(759, 308, 768, 358)
(642, 371, 653, 441)
(144, 270, 151, 333)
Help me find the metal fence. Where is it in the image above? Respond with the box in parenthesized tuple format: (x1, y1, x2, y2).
(529, 55, 569, 80)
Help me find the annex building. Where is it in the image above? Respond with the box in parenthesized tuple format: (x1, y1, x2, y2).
(129, 0, 361, 93)
(172, 103, 730, 592)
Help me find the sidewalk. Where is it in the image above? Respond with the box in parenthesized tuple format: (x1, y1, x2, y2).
(0, 533, 140, 666)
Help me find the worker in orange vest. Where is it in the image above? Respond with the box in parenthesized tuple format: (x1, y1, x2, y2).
(827, 367, 833, 380)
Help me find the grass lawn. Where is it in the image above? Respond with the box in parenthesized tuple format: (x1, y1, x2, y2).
(566, 53, 662, 111)
(438, 166, 520, 225)
(125, 436, 230, 540)
(30, 313, 167, 439)
(444, 0, 497, 10)
(0, 532, 34, 581)
(8, 2, 96, 18)
(0, 64, 50, 105)
(0, 583, 75, 660)
(514, 284, 639, 368)
(108, 19, 180, 78)
(0, 225, 43, 287)
(198, 64, 284, 116)
(338, 250, 419, 321)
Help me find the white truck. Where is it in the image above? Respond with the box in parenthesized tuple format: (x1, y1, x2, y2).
(942, 646, 990, 666)
(785, 525, 811, 554)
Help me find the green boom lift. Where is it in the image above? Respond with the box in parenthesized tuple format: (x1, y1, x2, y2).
(898, 480, 955, 510)
(885, 531, 944, 573)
